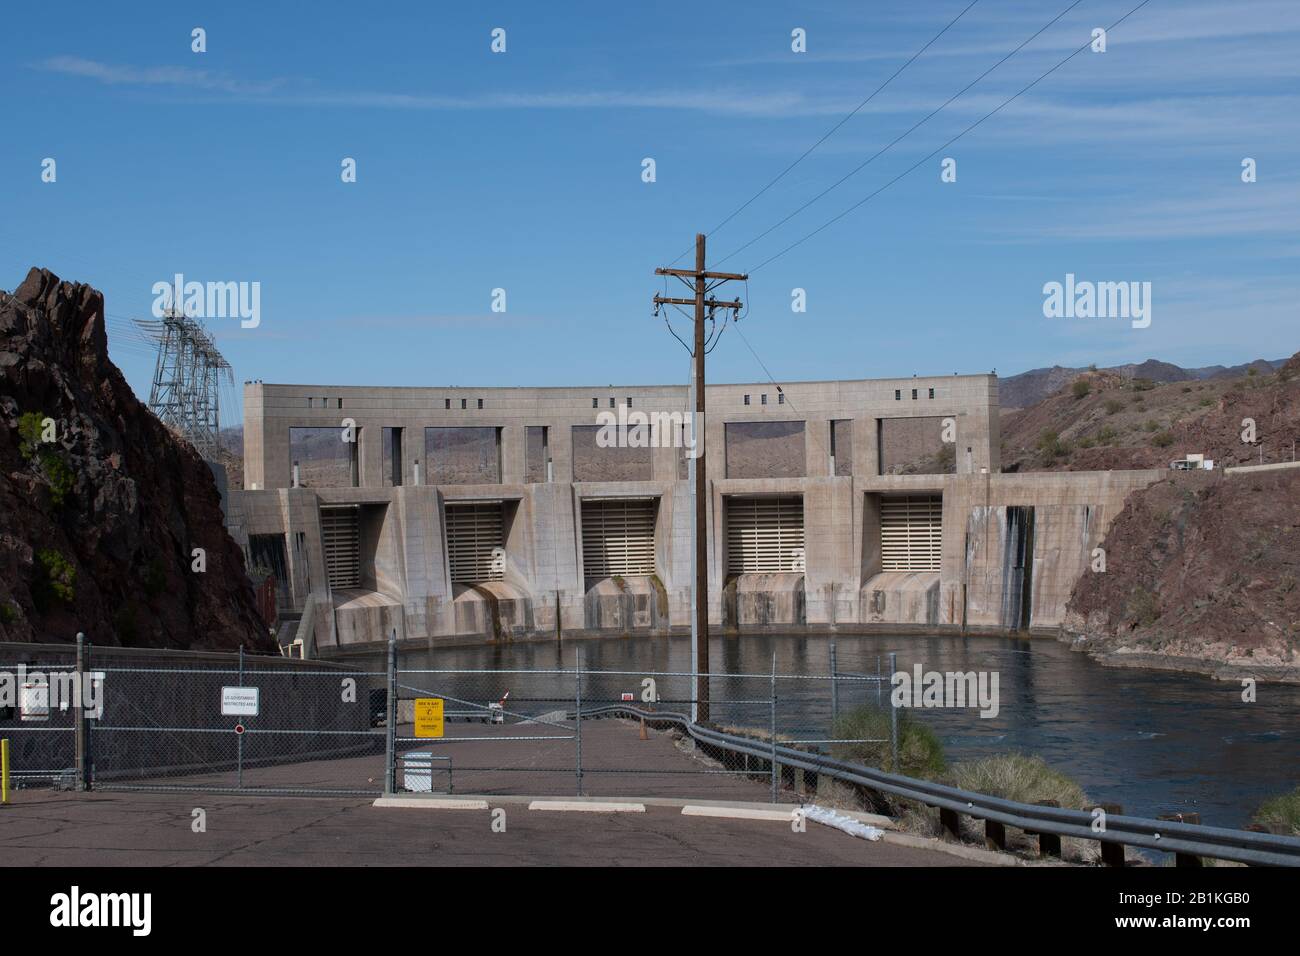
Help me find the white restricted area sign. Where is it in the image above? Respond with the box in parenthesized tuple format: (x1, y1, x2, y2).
(221, 686, 260, 717)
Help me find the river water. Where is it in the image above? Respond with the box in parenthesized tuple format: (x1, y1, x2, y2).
(353, 631, 1299, 829)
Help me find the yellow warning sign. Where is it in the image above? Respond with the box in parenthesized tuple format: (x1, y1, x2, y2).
(413, 698, 445, 738)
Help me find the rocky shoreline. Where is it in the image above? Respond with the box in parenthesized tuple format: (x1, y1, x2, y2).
(1060, 630, 1300, 685)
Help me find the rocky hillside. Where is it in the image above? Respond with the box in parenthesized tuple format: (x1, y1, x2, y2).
(1000, 356, 1285, 409)
(1001, 353, 1300, 473)
(1065, 468, 1300, 679)
(1001, 350, 1300, 677)
(0, 268, 273, 650)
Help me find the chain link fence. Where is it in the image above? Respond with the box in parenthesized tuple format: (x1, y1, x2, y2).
(0, 661, 82, 787)
(90, 658, 386, 795)
(3, 640, 900, 802)
(388, 647, 898, 801)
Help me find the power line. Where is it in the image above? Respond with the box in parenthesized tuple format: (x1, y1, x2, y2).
(670, 0, 984, 264)
(717, 0, 1088, 268)
(747, 0, 1154, 275)
(722, 1, 1156, 460)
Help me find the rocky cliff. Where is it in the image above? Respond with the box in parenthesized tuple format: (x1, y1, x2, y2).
(0, 268, 273, 650)
(1064, 469, 1300, 680)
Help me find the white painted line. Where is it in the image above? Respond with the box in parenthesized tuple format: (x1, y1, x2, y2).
(528, 800, 646, 813)
(373, 797, 489, 810)
(681, 805, 797, 821)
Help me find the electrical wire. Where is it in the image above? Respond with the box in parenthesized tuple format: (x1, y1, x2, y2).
(716, 0, 1088, 268)
(669, 0, 984, 264)
(746, 0, 1153, 275)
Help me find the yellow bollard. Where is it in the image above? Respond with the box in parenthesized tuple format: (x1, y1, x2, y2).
(1, 738, 9, 805)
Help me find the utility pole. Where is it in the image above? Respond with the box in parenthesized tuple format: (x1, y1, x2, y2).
(653, 234, 746, 723)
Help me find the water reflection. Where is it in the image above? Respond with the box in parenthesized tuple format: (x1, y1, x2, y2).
(351, 631, 1299, 828)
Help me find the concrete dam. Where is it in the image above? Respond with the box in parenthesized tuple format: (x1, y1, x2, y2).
(226, 375, 1162, 652)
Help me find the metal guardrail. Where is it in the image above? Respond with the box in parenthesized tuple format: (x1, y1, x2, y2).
(581, 703, 1300, 868)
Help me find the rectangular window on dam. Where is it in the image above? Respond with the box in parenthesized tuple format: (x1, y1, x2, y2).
(424, 427, 501, 484)
(724, 421, 806, 479)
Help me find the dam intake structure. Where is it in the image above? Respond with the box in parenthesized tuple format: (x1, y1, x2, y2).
(227, 378, 1162, 650)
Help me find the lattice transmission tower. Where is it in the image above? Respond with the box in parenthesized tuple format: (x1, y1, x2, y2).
(136, 308, 233, 460)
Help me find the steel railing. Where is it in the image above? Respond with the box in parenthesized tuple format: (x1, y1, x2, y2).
(579, 703, 1300, 868)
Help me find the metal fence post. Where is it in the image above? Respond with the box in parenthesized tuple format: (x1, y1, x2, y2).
(829, 641, 839, 726)
(84, 640, 94, 790)
(888, 651, 899, 772)
(74, 631, 86, 791)
(385, 628, 397, 795)
(237, 645, 245, 790)
(575, 648, 584, 797)
(769, 652, 777, 803)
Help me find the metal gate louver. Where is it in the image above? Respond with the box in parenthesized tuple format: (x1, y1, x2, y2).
(320, 506, 361, 589)
(445, 502, 505, 583)
(726, 495, 804, 573)
(880, 494, 942, 571)
(582, 498, 656, 581)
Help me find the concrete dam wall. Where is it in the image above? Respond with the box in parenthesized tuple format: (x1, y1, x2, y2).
(226, 378, 1161, 648)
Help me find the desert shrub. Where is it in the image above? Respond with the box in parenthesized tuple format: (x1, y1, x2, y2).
(1104, 399, 1124, 415)
(34, 548, 76, 610)
(1143, 419, 1160, 432)
(1152, 431, 1175, 448)
(1096, 425, 1119, 444)
(830, 705, 946, 780)
(1254, 787, 1300, 836)
(949, 753, 1089, 810)
(17, 411, 48, 460)
(1036, 430, 1071, 462)
(1071, 379, 1091, 399)
(40, 450, 75, 506)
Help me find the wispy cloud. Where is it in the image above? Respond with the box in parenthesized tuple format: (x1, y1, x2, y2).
(1026, 182, 1300, 241)
(41, 55, 288, 96)
(721, 0, 1300, 67)
(37, 56, 848, 117)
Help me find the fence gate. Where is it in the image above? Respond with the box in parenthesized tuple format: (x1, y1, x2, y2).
(87, 661, 386, 795)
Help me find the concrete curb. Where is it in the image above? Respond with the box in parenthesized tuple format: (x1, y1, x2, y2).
(368, 792, 1041, 865)
(369, 792, 893, 829)
(528, 800, 646, 813)
(373, 797, 489, 809)
(681, 805, 799, 821)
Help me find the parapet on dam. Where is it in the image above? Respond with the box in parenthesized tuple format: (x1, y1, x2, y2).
(227, 375, 1162, 651)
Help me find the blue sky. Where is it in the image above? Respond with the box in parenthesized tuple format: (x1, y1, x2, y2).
(3, 0, 1298, 423)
